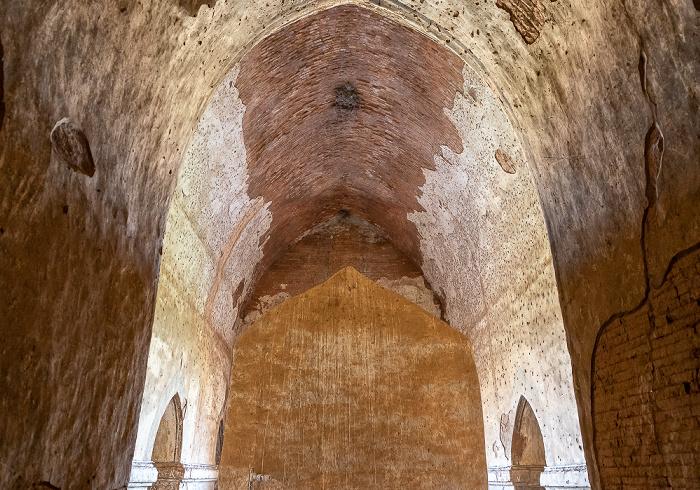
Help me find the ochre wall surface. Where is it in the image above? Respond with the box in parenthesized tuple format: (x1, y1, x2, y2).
(593, 245, 700, 489)
(220, 268, 487, 489)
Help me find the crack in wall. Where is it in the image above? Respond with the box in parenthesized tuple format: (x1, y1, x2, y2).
(589, 40, 678, 478)
(591, 237, 700, 486)
(0, 36, 5, 133)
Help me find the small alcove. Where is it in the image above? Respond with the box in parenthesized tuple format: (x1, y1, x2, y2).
(510, 395, 546, 489)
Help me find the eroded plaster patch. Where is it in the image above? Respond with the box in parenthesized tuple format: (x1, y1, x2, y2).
(242, 291, 292, 328)
(376, 276, 441, 318)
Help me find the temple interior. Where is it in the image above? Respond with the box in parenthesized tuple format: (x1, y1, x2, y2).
(0, 1, 698, 489)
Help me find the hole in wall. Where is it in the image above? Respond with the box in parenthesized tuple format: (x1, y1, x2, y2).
(334, 82, 360, 114)
(177, 0, 216, 17)
(50, 118, 96, 177)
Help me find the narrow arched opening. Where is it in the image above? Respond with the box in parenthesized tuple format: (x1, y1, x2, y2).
(152, 394, 183, 463)
(150, 394, 185, 488)
(510, 396, 546, 489)
(215, 419, 224, 466)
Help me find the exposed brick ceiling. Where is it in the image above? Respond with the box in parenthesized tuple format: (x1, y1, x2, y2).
(236, 5, 465, 267)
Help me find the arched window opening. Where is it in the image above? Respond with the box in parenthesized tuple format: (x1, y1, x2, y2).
(151, 394, 183, 463)
(510, 395, 545, 489)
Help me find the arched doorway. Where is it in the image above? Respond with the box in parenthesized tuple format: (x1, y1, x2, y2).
(510, 396, 546, 489)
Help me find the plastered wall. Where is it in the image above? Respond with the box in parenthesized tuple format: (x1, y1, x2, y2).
(220, 268, 487, 489)
(409, 62, 585, 470)
(132, 65, 271, 467)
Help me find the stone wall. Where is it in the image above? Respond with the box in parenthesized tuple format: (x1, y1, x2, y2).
(593, 244, 700, 488)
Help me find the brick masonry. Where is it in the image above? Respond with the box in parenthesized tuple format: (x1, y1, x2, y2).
(593, 246, 700, 488)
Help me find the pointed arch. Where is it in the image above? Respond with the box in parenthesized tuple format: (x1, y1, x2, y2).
(512, 395, 546, 467)
(509, 396, 546, 489)
(151, 393, 183, 463)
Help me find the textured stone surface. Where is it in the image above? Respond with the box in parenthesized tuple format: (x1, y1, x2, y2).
(131, 65, 268, 471)
(50, 117, 96, 177)
(0, 38, 4, 132)
(593, 245, 700, 489)
(496, 0, 549, 44)
(220, 268, 487, 489)
(409, 63, 584, 471)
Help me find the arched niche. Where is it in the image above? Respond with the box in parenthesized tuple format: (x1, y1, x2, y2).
(510, 396, 545, 489)
(152, 394, 183, 463)
(219, 267, 487, 489)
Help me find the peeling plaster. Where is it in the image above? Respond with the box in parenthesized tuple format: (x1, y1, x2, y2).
(409, 65, 585, 469)
(133, 65, 272, 465)
(376, 276, 441, 318)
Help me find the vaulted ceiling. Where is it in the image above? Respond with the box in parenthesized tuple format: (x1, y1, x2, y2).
(1, 1, 698, 489)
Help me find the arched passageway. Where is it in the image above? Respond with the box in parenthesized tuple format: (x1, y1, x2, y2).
(132, 3, 585, 489)
(1, 1, 698, 489)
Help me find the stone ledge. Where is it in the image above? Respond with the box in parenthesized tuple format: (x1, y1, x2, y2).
(128, 461, 218, 487)
(488, 464, 590, 489)
(541, 464, 589, 489)
(128, 461, 158, 488)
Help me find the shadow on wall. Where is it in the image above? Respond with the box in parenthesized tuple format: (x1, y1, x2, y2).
(215, 419, 224, 466)
(510, 396, 546, 490)
(177, 0, 217, 17)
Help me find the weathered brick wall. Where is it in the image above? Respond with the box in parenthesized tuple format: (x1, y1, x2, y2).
(593, 247, 700, 488)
